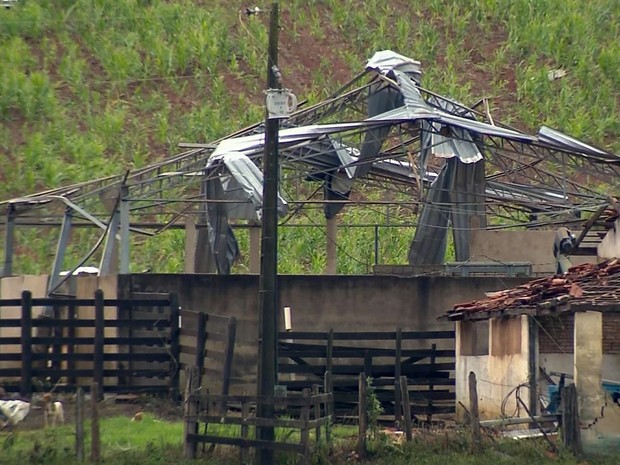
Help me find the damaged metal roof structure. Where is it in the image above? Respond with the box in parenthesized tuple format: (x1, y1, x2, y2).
(442, 258, 620, 321)
(2, 50, 620, 285)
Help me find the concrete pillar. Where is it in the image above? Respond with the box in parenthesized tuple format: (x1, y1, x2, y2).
(184, 216, 197, 273)
(249, 224, 261, 274)
(574, 311, 604, 422)
(325, 216, 337, 274)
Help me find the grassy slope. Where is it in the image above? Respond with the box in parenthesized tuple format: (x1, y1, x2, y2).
(1, 0, 619, 274)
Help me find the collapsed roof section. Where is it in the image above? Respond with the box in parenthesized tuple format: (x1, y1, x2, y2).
(2, 50, 620, 280)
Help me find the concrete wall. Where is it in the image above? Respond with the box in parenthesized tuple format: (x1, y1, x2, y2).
(470, 230, 596, 274)
(119, 274, 527, 391)
(456, 315, 532, 420)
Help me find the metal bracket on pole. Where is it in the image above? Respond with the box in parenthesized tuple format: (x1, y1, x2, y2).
(2, 205, 16, 277)
(48, 208, 74, 293)
(119, 185, 130, 274)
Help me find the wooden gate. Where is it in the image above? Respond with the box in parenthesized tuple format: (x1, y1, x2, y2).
(278, 329, 455, 422)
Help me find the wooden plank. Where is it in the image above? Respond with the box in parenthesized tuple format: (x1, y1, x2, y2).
(278, 343, 455, 359)
(184, 367, 199, 459)
(395, 328, 402, 424)
(480, 414, 560, 427)
(29, 336, 166, 346)
(25, 298, 170, 307)
(30, 319, 170, 328)
(333, 390, 455, 403)
(279, 362, 454, 375)
(221, 316, 237, 399)
(75, 387, 85, 461)
(169, 294, 181, 400)
(312, 385, 321, 442)
(196, 414, 308, 429)
(93, 290, 105, 398)
(240, 401, 250, 465)
(400, 376, 412, 442)
(91, 382, 100, 463)
(186, 434, 303, 453)
(204, 331, 227, 343)
(469, 371, 481, 453)
(301, 389, 311, 465)
(280, 378, 455, 388)
(561, 384, 582, 455)
(357, 374, 367, 459)
(20, 291, 33, 395)
(277, 330, 455, 340)
(30, 352, 170, 363)
(193, 393, 331, 407)
(194, 313, 207, 384)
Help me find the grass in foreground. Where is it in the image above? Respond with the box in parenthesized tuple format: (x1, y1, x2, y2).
(2, 414, 620, 465)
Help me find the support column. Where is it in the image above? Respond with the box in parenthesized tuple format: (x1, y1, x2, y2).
(119, 186, 130, 274)
(574, 311, 603, 423)
(184, 216, 197, 273)
(49, 209, 73, 293)
(3, 205, 16, 277)
(527, 316, 538, 415)
(99, 211, 120, 275)
(249, 223, 261, 274)
(325, 216, 337, 274)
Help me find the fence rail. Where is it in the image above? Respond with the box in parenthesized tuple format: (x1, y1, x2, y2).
(0, 290, 236, 398)
(278, 329, 455, 422)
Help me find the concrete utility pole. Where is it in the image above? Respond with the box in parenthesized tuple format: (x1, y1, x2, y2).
(257, 3, 279, 465)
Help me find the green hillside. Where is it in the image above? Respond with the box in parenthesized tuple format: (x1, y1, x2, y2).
(1, 0, 619, 274)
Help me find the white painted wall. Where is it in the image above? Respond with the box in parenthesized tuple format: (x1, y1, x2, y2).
(456, 316, 532, 420)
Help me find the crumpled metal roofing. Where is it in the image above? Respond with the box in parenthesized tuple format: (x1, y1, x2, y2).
(365, 50, 422, 81)
(443, 259, 620, 321)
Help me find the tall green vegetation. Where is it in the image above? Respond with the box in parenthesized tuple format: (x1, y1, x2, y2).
(1, 0, 619, 275)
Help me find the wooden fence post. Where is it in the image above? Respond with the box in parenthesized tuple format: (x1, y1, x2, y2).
(428, 342, 436, 424)
(357, 373, 367, 459)
(363, 350, 372, 379)
(75, 387, 85, 461)
(301, 388, 311, 465)
(561, 384, 583, 456)
(67, 300, 77, 386)
(394, 328, 402, 424)
(400, 376, 412, 441)
(312, 384, 321, 442)
(324, 371, 333, 453)
(169, 293, 181, 401)
(240, 400, 250, 465)
(326, 330, 334, 379)
(221, 316, 237, 405)
(194, 313, 207, 387)
(184, 367, 199, 459)
(468, 371, 481, 452)
(20, 290, 33, 396)
(91, 382, 101, 463)
(93, 290, 105, 399)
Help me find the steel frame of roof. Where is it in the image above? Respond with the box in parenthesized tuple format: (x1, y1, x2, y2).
(2, 61, 619, 285)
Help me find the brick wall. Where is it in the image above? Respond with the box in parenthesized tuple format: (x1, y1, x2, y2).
(538, 313, 620, 354)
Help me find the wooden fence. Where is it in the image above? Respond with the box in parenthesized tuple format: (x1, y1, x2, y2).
(278, 329, 455, 422)
(0, 290, 236, 397)
(183, 368, 333, 464)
